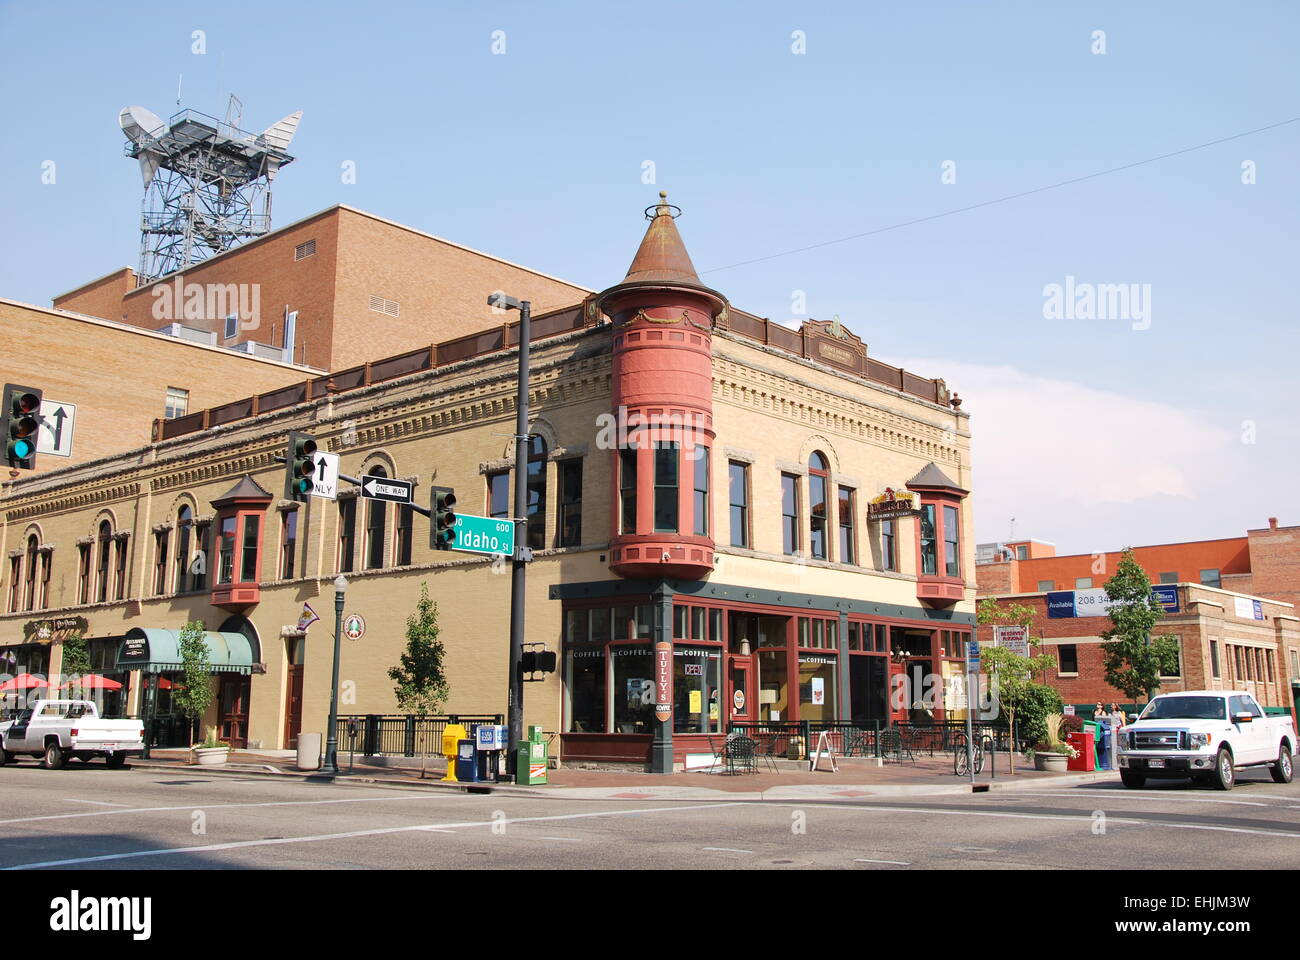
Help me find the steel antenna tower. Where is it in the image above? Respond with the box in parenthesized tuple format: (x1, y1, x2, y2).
(119, 97, 302, 284)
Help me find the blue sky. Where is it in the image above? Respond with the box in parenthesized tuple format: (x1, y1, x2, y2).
(2, 1, 1296, 555)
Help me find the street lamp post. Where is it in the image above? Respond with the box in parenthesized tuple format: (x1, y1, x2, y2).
(323, 574, 347, 775)
(488, 292, 530, 775)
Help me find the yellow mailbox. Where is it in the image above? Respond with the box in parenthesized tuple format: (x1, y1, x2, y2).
(441, 723, 468, 782)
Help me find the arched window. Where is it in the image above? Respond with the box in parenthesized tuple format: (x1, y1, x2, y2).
(96, 520, 113, 603)
(175, 505, 193, 592)
(808, 452, 829, 560)
(23, 534, 38, 611)
(526, 436, 547, 550)
(365, 466, 388, 569)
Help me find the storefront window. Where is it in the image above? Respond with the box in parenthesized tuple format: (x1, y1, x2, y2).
(612, 645, 654, 733)
(849, 653, 888, 723)
(798, 654, 837, 723)
(757, 648, 788, 722)
(673, 645, 720, 733)
(566, 647, 606, 733)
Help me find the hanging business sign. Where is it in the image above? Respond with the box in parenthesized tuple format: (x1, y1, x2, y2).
(342, 613, 366, 641)
(654, 641, 672, 723)
(867, 487, 921, 521)
(992, 624, 1030, 657)
(22, 616, 88, 645)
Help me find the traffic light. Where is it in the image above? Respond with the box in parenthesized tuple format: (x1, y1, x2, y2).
(3, 384, 42, 470)
(521, 645, 557, 679)
(284, 431, 317, 501)
(431, 486, 457, 549)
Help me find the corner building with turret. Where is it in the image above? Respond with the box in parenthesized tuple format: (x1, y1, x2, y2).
(1, 196, 975, 770)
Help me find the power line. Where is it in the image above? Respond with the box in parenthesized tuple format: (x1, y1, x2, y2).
(702, 115, 1300, 275)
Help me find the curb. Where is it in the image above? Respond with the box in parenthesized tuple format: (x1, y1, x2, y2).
(125, 759, 1119, 801)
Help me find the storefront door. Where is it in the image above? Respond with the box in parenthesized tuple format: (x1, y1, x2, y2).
(218, 675, 251, 748)
(284, 665, 303, 749)
(727, 656, 754, 728)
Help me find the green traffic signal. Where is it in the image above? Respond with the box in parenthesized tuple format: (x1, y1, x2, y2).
(432, 487, 457, 549)
(285, 431, 318, 501)
(4, 385, 42, 469)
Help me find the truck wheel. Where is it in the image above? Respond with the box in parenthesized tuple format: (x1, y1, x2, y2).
(105, 754, 127, 769)
(41, 742, 67, 770)
(1211, 748, 1235, 791)
(1120, 770, 1145, 789)
(1271, 743, 1293, 784)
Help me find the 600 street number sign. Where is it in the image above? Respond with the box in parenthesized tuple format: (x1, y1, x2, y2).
(453, 513, 515, 557)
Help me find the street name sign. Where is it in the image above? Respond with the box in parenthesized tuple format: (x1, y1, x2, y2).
(452, 513, 515, 557)
(35, 399, 75, 458)
(360, 475, 413, 504)
(310, 451, 340, 500)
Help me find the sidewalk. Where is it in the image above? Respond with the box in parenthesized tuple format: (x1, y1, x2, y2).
(129, 749, 1119, 800)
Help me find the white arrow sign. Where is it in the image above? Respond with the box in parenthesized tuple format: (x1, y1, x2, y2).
(310, 451, 340, 500)
(360, 476, 413, 504)
(36, 399, 75, 458)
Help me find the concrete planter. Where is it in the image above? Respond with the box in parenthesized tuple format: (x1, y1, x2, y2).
(194, 747, 231, 766)
(1034, 752, 1069, 772)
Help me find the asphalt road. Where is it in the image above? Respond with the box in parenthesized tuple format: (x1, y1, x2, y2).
(3, 762, 1300, 870)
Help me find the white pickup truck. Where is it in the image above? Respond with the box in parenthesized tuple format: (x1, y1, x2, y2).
(1118, 689, 1295, 791)
(0, 699, 144, 769)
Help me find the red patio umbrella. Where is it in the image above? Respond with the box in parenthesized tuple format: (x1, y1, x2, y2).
(154, 677, 184, 690)
(0, 673, 50, 692)
(58, 674, 123, 691)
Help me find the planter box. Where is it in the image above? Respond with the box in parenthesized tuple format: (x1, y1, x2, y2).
(194, 747, 231, 766)
(1034, 752, 1070, 772)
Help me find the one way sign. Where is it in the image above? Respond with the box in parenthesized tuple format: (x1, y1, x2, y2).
(360, 475, 413, 504)
(35, 399, 75, 458)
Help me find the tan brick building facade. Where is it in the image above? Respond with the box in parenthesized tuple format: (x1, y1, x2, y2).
(4, 199, 976, 768)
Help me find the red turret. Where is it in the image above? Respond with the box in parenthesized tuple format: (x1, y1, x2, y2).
(598, 194, 727, 580)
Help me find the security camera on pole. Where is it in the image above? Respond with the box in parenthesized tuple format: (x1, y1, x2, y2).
(488, 292, 531, 775)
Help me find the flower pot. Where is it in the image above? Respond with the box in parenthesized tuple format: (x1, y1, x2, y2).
(194, 747, 230, 766)
(1034, 752, 1069, 772)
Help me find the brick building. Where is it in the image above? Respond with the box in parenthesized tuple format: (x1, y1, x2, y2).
(976, 525, 1300, 713)
(52, 205, 591, 372)
(2, 195, 975, 769)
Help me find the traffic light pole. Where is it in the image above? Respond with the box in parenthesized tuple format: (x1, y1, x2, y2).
(507, 300, 531, 775)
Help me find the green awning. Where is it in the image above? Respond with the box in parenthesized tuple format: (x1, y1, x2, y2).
(117, 628, 255, 674)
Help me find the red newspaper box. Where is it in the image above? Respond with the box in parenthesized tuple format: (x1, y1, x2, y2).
(1066, 731, 1095, 771)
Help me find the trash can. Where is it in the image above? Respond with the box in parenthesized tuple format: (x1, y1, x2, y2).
(455, 739, 478, 782)
(296, 732, 322, 771)
(1066, 730, 1095, 771)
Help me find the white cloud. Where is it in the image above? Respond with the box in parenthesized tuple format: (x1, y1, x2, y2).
(883, 358, 1239, 547)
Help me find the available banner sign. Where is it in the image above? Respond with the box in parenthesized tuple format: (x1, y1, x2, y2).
(1233, 596, 1265, 621)
(654, 641, 672, 723)
(1048, 586, 1182, 618)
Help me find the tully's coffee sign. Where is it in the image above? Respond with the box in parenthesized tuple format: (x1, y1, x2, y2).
(654, 641, 672, 723)
(867, 488, 920, 521)
(22, 616, 88, 645)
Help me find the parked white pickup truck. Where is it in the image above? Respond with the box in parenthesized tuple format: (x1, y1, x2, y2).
(1118, 689, 1295, 791)
(0, 700, 144, 769)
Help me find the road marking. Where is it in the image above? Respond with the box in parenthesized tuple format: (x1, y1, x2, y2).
(853, 858, 910, 865)
(61, 799, 131, 807)
(1, 802, 746, 870)
(763, 802, 1300, 839)
(538, 836, 586, 843)
(0, 792, 437, 826)
(1015, 790, 1284, 808)
(702, 846, 753, 854)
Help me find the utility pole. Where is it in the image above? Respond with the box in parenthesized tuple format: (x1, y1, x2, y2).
(489, 293, 530, 774)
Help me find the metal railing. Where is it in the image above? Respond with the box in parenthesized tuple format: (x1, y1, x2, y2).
(727, 719, 1018, 761)
(334, 714, 503, 757)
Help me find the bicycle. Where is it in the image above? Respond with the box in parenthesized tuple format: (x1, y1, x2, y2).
(953, 733, 986, 776)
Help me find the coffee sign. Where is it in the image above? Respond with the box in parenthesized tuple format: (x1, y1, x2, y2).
(654, 641, 672, 723)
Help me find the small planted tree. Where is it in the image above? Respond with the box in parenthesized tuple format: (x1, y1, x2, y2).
(60, 630, 92, 700)
(173, 620, 213, 747)
(1100, 549, 1176, 704)
(388, 584, 450, 776)
(978, 598, 1059, 773)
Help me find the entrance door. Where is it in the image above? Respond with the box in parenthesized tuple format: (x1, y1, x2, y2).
(218, 675, 251, 748)
(727, 656, 754, 728)
(284, 665, 303, 749)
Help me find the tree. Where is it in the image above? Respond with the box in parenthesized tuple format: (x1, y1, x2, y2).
(977, 598, 1059, 773)
(173, 620, 213, 746)
(389, 584, 450, 776)
(59, 631, 91, 700)
(1099, 549, 1176, 703)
